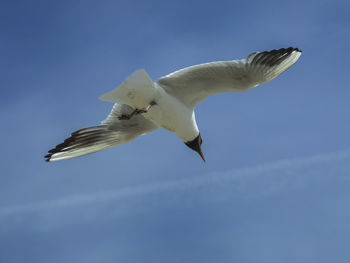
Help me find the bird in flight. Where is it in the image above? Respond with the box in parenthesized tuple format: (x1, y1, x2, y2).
(45, 47, 302, 162)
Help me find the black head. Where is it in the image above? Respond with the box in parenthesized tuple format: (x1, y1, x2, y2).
(185, 134, 205, 162)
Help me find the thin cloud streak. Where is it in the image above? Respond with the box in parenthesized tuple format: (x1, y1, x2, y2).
(1, 149, 349, 218)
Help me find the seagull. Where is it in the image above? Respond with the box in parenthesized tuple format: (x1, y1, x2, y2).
(45, 47, 302, 162)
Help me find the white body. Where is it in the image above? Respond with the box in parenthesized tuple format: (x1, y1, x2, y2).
(145, 85, 199, 141)
(100, 70, 199, 141)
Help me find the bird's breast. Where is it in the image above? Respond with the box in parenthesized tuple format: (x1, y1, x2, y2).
(144, 89, 198, 141)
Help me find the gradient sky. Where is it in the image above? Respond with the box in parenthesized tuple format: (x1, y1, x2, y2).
(1, 0, 350, 262)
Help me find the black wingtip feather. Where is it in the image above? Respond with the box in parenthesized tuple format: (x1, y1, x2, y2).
(252, 47, 302, 67)
(45, 152, 53, 162)
(44, 125, 111, 162)
(44, 129, 82, 162)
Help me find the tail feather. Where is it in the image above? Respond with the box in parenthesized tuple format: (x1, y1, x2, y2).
(99, 69, 157, 109)
(45, 125, 120, 162)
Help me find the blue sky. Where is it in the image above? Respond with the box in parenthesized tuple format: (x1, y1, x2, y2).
(1, 0, 350, 262)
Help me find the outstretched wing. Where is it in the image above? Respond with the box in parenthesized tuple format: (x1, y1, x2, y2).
(156, 47, 302, 107)
(45, 103, 158, 162)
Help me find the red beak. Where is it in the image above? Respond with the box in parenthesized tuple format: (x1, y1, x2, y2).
(198, 148, 206, 162)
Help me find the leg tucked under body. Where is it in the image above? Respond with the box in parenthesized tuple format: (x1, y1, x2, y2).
(118, 101, 156, 120)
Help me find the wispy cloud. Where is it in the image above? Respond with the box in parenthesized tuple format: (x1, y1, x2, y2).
(1, 149, 349, 219)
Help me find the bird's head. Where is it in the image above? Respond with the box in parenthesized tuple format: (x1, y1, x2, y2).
(185, 133, 205, 162)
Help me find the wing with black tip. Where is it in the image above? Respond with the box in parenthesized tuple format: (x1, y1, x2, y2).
(156, 47, 302, 107)
(45, 103, 158, 162)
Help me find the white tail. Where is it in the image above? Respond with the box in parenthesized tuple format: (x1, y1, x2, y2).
(99, 69, 157, 109)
